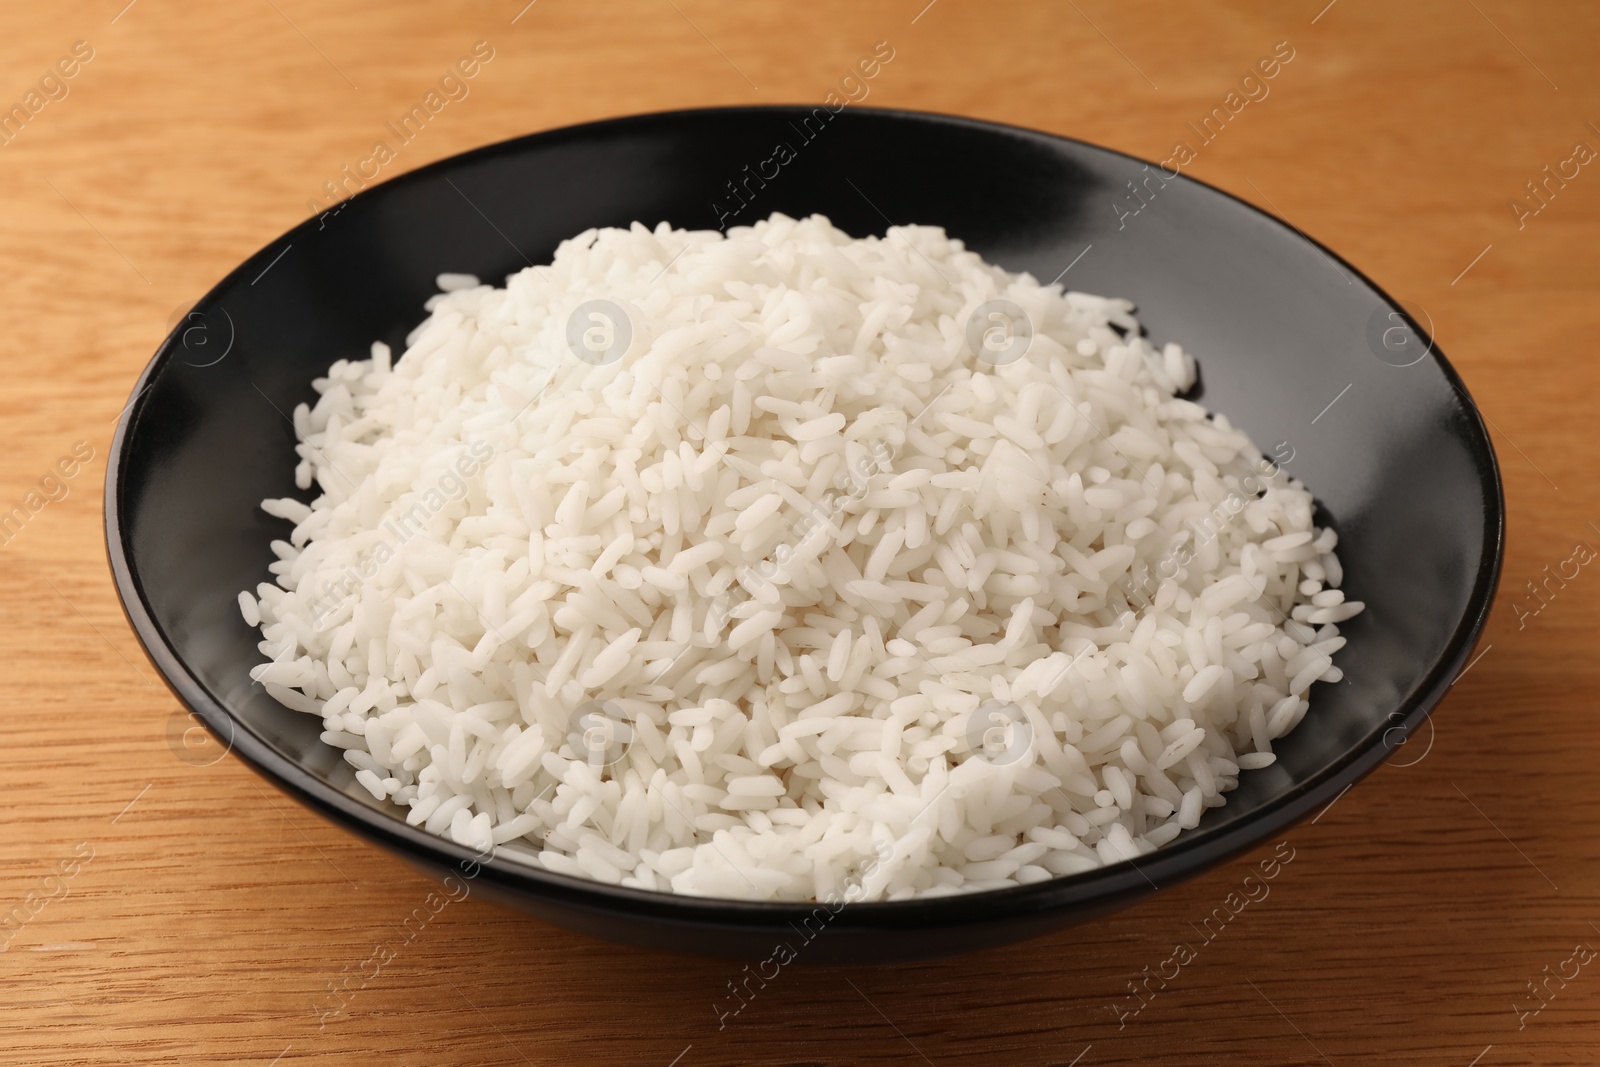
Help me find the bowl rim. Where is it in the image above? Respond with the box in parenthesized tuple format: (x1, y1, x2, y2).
(104, 104, 1505, 931)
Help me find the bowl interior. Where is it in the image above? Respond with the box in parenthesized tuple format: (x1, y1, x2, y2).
(108, 106, 1500, 953)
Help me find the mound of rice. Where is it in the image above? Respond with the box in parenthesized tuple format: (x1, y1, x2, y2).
(242, 213, 1360, 902)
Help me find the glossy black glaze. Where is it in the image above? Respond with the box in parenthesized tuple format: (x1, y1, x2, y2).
(105, 107, 1503, 962)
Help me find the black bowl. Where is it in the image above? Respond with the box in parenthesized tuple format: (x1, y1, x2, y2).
(106, 106, 1503, 962)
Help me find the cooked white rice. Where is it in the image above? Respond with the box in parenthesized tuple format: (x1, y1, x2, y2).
(243, 213, 1360, 902)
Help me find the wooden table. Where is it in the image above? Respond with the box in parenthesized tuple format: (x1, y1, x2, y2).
(3, 1, 1596, 1063)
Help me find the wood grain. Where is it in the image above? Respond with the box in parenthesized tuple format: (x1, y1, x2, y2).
(2, 1, 1597, 1064)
